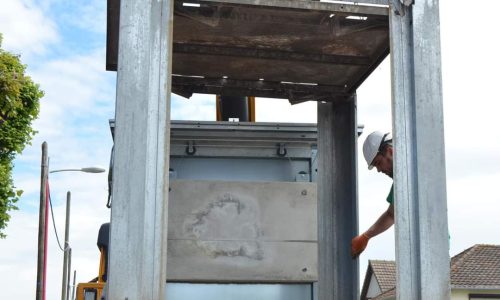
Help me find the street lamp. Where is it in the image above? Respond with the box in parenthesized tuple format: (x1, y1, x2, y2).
(50, 167, 106, 174)
(36, 142, 106, 300)
(51, 167, 105, 300)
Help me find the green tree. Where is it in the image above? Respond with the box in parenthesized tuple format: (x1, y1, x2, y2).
(0, 34, 43, 238)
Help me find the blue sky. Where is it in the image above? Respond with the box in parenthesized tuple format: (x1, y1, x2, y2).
(1, 0, 500, 299)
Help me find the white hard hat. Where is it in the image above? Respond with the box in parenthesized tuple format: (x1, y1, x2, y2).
(362, 131, 392, 170)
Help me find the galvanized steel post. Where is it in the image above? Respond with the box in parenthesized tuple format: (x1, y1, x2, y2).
(106, 0, 173, 299)
(317, 96, 359, 300)
(389, 0, 450, 299)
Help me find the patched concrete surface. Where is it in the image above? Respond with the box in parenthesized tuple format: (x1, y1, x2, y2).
(167, 180, 317, 282)
(184, 193, 264, 260)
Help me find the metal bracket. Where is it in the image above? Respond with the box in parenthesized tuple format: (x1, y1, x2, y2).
(277, 143, 287, 157)
(186, 141, 196, 155)
(391, 0, 413, 16)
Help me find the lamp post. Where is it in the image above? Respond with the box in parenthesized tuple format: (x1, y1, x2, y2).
(36, 142, 49, 300)
(60, 191, 71, 300)
(36, 142, 105, 300)
(50, 168, 104, 300)
(50, 167, 106, 174)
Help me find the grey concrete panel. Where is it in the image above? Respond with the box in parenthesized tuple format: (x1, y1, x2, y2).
(165, 180, 317, 282)
(168, 180, 317, 241)
(167, 240, 317, 282)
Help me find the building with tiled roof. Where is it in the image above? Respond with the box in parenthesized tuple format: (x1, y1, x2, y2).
(360, 260, 396, 299)
(451, 244, 500, 289)
(361, 245, 500, 300)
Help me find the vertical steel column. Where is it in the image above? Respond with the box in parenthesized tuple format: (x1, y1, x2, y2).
(389, 1, 450, 299)
(107, 0, 173, 299)
(317, 96, 358, 300)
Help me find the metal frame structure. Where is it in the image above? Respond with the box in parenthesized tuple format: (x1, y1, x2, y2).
(107, 0, 172, 299)
(390, 1, 450, 299)
(107, 0, 450, 299)
(106, 0, 391, 103)
(317, 96, 359, 299)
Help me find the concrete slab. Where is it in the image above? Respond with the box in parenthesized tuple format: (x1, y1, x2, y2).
(167, 180, 317, 281)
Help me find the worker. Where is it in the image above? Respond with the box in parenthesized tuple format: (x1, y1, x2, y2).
(351, 131, 394, 258)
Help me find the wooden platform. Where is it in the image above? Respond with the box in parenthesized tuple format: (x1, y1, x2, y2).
(107, 0, 389, 103)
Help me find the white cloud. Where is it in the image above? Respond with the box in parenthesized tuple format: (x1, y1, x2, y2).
(0, 10, 114, 297)
(353, 0, 500, 282)
(31, 48, 113, 113)
(0, 189, 109, 299)
(0, 0, 59, 58)
(0, 211, 39, 298)
(171, 93, 216, 121)
(255, 98, 317, 123)
(2, 1, 115, 183)
(15, 47, 115, 173)
(439, 0, 500, 257)
(62, 1, 107, 34)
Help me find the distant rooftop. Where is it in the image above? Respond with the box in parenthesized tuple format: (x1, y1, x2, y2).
(451, 244, 500, 289)
(361, 245, 500, 300)
(360, 260, 396, 299)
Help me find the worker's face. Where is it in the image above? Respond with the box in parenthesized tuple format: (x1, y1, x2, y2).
(372, 146, 393, 178)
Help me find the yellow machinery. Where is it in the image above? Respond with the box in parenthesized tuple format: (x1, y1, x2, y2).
(76, 223, 109, 300)
(216, 95, 255, 122)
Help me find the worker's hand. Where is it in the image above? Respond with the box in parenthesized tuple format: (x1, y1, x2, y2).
(351, 233, 370, 258)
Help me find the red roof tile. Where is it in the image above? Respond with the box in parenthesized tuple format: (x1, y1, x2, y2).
(450, 244, 500, 288)
(370, 260, 397, 292)
(360, 260, 396, 300)
(361, 244, 500, 299)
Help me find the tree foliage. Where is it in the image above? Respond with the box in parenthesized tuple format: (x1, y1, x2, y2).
(0, 34, 43, 238)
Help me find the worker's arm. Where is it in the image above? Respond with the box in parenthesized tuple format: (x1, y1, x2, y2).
(365, 203, 394, 238)
(351, 204, 394, 258)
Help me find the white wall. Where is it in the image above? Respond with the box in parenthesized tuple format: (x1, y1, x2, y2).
(365, 274, 382, 299)
(452, 289, 500, 300)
